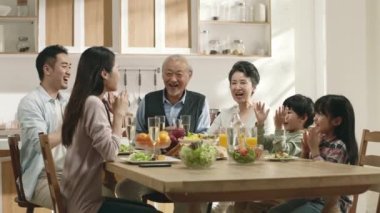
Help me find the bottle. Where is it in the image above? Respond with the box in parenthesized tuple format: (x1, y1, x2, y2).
(230, 107, 246, 148)
(254, 3, 266, 22)
(17, 0, 29, 16)
(238, 2, 246, 22)
(16, 36, 30, 52)
(200, 30, 209, 55)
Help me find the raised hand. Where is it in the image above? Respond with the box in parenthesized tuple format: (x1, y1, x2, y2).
(301, 131, 310, 158)
(274, 106, 285, 130)
(305, 126, 322, 157)
(253, 101, 270, 126)
(112, 90, 129, 117)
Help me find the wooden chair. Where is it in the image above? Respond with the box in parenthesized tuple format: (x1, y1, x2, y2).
(350, 129, 380, 213)
(39, 133, 65, 213)
(8, 134, 42, 213)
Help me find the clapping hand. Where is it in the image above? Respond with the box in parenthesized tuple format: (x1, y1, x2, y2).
(274, 106, 285, 130)
(253, 102, 270, 126)
(301, 131, 310, 158)
(112, 91, 129, 117)
(303, 126, 322, 158)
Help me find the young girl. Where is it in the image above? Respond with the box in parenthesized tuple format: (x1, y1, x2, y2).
(61, 47, 157, 213)
(269, 94, 358, 213)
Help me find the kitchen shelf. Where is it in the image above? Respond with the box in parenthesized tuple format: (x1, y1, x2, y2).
(198, 0, 272, 57)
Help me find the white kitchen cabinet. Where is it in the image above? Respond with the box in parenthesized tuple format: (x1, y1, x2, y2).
(0, 0, 38, 53)
(198, 0, 271, 57)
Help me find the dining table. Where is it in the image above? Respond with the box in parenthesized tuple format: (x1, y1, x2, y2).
(105, 157, 380, 212)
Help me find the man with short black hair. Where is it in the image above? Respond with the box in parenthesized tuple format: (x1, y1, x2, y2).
(17, 44, 71, 209)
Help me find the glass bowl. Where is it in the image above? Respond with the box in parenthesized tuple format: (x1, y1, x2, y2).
(228, 145, 257, 164)
(179, 142, 217, 169)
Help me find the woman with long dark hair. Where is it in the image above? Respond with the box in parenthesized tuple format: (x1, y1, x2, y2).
(61, 46, 156, 213)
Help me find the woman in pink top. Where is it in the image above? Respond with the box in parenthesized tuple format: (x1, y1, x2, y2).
(61, 46, 157, 213)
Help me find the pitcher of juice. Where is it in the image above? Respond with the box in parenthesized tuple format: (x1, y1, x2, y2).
(245, 127, 257, 148)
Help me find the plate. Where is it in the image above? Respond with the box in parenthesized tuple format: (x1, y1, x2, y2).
(120, 156, 181, 165)
(264, 155, 298, 161)
(118, 151, 132, 155)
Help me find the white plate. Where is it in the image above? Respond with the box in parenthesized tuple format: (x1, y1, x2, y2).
(264, 155, 298, 161)
(120, 156, 181, 165)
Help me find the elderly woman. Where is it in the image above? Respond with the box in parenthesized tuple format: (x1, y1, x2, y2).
(208, 61, 271, 134)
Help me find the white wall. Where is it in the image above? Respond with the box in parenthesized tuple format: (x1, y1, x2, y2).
(0, 0, 307, 124)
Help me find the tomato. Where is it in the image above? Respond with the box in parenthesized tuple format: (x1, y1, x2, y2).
(239, 147, 248, 156)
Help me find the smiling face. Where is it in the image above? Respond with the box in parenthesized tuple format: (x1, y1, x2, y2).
(162, 58, 192, 103)
(283, 108, 306, 132)
(44, 53, 71, 91)
(229, 71, 255, 104)
(313, 113, 341, 137)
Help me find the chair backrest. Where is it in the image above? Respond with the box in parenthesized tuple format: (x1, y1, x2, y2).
(8, 134, 27, 202)
(8, 134, 42, 213)
(39, 133, 65, 213)
(350, 129, 380, 213)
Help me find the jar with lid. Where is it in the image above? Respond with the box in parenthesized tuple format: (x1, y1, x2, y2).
(17, 0, 29, 16)
(16, 36, 30, 52)
(237, 2, 246, 22)
(209, 40, 221, 55)
(232, 40, 245, 56)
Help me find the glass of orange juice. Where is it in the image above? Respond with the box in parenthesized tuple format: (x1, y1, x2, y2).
(245, 127, 257, 148)
(218, 127, 228, 149)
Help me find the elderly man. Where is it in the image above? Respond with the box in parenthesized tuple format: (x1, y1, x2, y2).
(17, 45, 71, 209)
(136, 54, 210, 133)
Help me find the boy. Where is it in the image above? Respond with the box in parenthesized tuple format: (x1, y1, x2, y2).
(255, 94, 314, 156)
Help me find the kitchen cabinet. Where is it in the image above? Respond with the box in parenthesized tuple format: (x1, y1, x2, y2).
(121, 0, 191, 54)
(198, 0, 271, 57)
(39, 0, 114, 53)
(0, 0, 38, 53)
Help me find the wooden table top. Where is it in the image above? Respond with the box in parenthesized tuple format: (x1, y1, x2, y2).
(106, 158, 380, 202)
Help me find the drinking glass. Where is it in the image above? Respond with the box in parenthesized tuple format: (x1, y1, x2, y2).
(148, 117, 160, 154)
(218, 127, 228, 149)
(245, 127, 257, 148)
(180, 115, 191, 136)
(125, 115, 136, 144)
(226, 127, 237, 153)
(155, 115, 166, 131)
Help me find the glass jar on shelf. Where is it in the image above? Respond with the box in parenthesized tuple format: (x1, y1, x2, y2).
(16, 36, 30, 52)
(17, 0, 29, 16)
(237, 2, 246, 22)
(232, 40, 245, 56)
(209, 40, 221, 55)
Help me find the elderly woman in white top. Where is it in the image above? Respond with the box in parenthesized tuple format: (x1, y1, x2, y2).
(208, 61, 271, 134)
(208, 60, 272, 213)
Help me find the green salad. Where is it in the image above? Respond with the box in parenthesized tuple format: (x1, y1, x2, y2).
(229, 147, 256, 164)
(119, 144, 134, 153)
(180, 142, 217, 169)
(128, 152, 153, 162)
